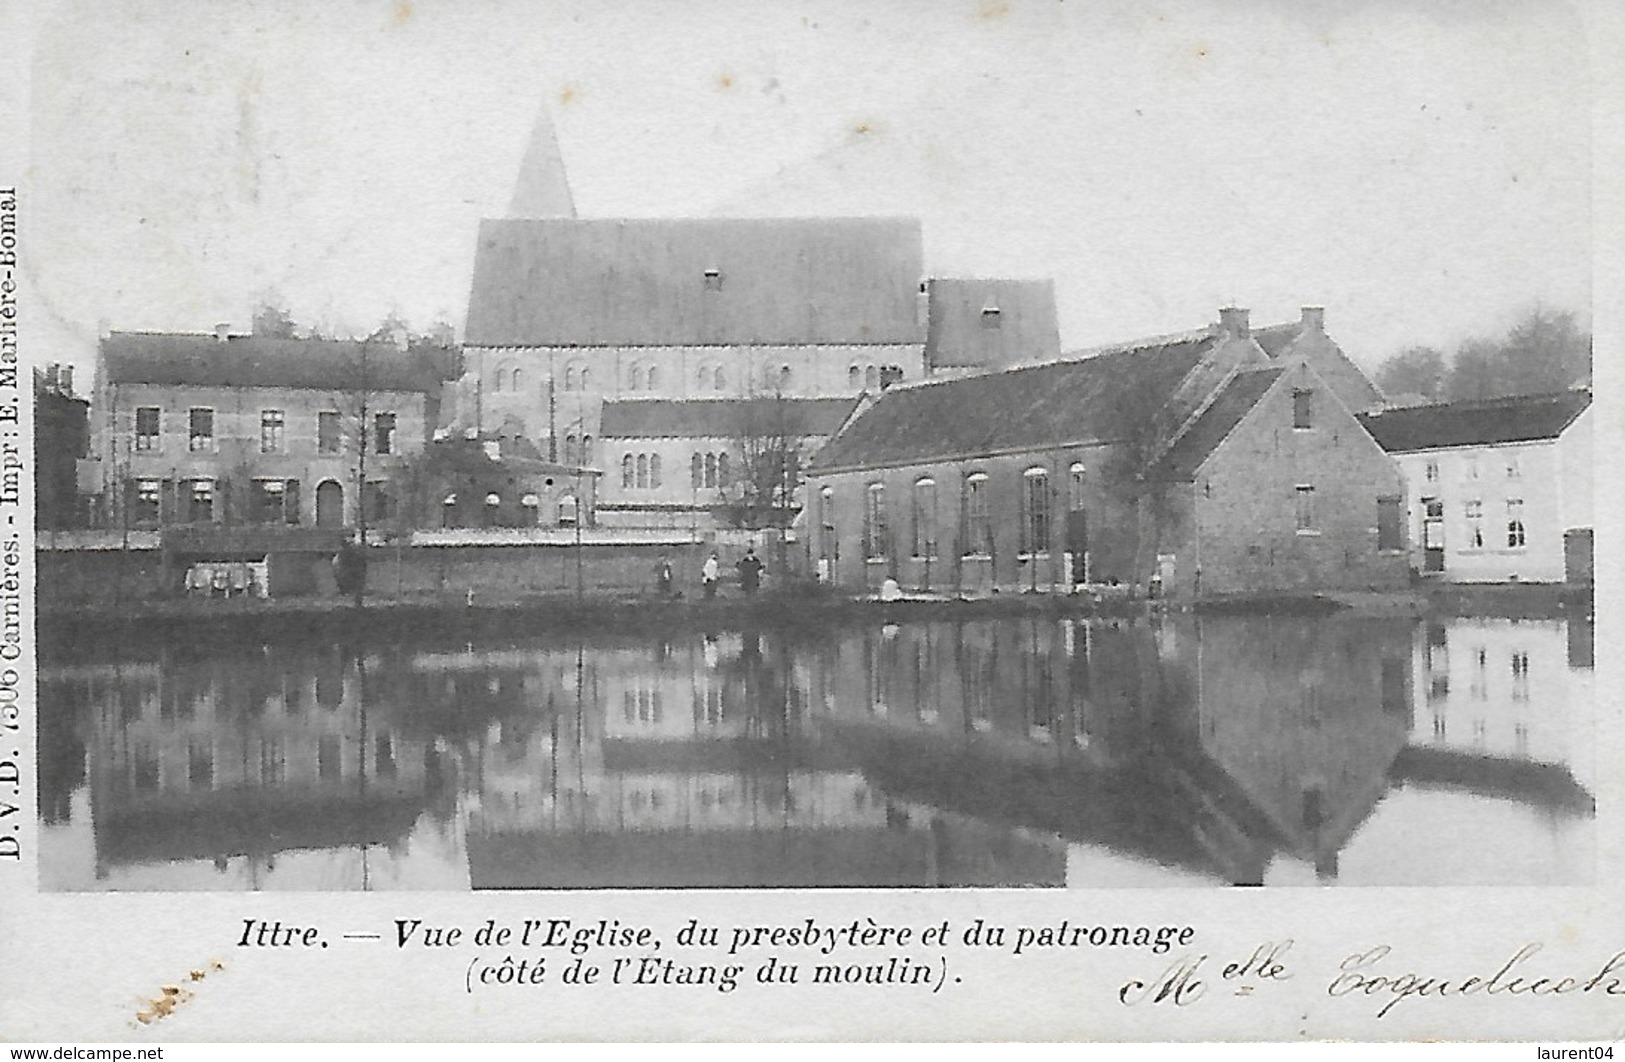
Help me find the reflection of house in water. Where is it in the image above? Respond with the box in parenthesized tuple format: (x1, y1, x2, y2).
(1153, 615, 1415, 882)
(460, 632, 1065, 887)
(817, 613, 1593, 886)
(59, 650, 443, 886)
(1403, 617, 1594, 811)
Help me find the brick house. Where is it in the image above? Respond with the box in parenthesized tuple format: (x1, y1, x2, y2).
(89, 330, 457, 532)
(1356, 390, 1593, 584)
(805, 308, 1409, 598)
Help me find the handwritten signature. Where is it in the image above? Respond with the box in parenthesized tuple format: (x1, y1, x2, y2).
(1329, 943, 1625, 1018)
(1118, 941, 1625, 1017)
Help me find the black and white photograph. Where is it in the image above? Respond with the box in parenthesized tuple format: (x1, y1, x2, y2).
(2, 0, 1618, 1044)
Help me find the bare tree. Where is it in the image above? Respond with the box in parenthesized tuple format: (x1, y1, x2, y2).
(723, 394, 807, 530)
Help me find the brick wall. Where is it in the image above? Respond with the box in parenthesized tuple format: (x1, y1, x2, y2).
(1171, 362, 1410, 596)
(805, 444, 1136, 594)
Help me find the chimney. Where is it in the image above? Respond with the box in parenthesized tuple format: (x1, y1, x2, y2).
(213, 322, 231, 343)
(1301, 306, 1326, 333)
(1218, 306, 1250, 338)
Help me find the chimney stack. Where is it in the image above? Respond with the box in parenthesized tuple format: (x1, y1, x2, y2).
(1218, 306, 1250, 338)
(214, 322, 231, 343)
(1301, 306, 1326, 332)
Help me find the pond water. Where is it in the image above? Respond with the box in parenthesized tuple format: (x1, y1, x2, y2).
(38, 611, 1595, 890)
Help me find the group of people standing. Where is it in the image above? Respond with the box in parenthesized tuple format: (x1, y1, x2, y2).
(654, 547, 766, 600)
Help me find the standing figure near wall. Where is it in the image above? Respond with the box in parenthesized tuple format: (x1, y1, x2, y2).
(701, 552, 720, 600)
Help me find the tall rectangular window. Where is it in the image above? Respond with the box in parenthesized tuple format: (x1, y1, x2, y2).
(864, 483, 889, 560)
(819, 487, 836, 561)
(963, 475, 991, 555)
(318, 411, 341, 454)
(912, 479, 937, 558)
(1377, 496, 1403, 551)
(132, 479, 162, 527)
(253, 479, 285, 524)
(187, 479, 214, 523)
(374, 412, 396, 455)
(188, 408, 214, 452)
(1465, 499, 1484, 548)
(260, 409, 285, 453)
(1506, 498, 1526, 548)
(1295, 485, 1316, 531)
(1292, 389, 1313, 429)
(1022, 468, 1051, 552)
(134, 407, 161, 452)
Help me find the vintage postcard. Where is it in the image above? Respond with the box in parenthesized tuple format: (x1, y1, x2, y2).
(0, 0, 1619, 1044)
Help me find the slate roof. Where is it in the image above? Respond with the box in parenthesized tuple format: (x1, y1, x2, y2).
(925, 278, 1061, 369)
(809, 335, 1218, 472)
(1250, 323, 1301, 358)
(600, 397, 859, 439)
(465, 217, 926, 347)
(1151, 368, 1284, 480)
(1356, 390, 1591, 453)
(101, 333, 457, 393)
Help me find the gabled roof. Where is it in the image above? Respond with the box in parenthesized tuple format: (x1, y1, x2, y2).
(600, 397, 859, 439)
(1356, 390, 1591, 453)
(465, 217, 926, 347)
(1151, 368, 1284, 480)
(809, 334, 1218, 472)
(101, 333, 457, 393)
(925, 277, 1060, 369)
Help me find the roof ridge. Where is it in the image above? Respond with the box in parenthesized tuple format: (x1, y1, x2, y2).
(1062, 327, 1217, 358)
(1366, 388, 1590, 415)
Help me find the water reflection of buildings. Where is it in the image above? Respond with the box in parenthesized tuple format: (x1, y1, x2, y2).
(44, 650, 449, 889)
(455, 633, 1066, 887)
(1404, 617, 1594, 812)
(820, 613, 1594, 886)
(37, 611, 1595, 890)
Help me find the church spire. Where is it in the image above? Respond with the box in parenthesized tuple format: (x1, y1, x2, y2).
(508, 101, 576, 218)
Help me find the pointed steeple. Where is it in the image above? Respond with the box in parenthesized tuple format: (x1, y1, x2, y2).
(508, 102, 576, 218)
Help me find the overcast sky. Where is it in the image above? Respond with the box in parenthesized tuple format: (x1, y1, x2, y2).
(10, 0, 1599, 386)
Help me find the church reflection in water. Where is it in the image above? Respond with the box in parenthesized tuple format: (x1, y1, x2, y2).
(38, 610, 1594, 890)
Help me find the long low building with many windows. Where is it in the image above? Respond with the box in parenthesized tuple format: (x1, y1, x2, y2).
(804, 308, 1409, 598)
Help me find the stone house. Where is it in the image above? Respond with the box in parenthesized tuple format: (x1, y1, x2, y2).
(1356, 389, 1593, 584)
(88, 330, 457, 532)
(805, 307, 1409, 598)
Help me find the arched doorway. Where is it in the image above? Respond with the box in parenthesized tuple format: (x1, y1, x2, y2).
(315, 480, 344, 528)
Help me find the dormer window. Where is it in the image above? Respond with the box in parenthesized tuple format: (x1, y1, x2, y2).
(703, 269, 723, 292)
(981, 306, 1001, 329)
